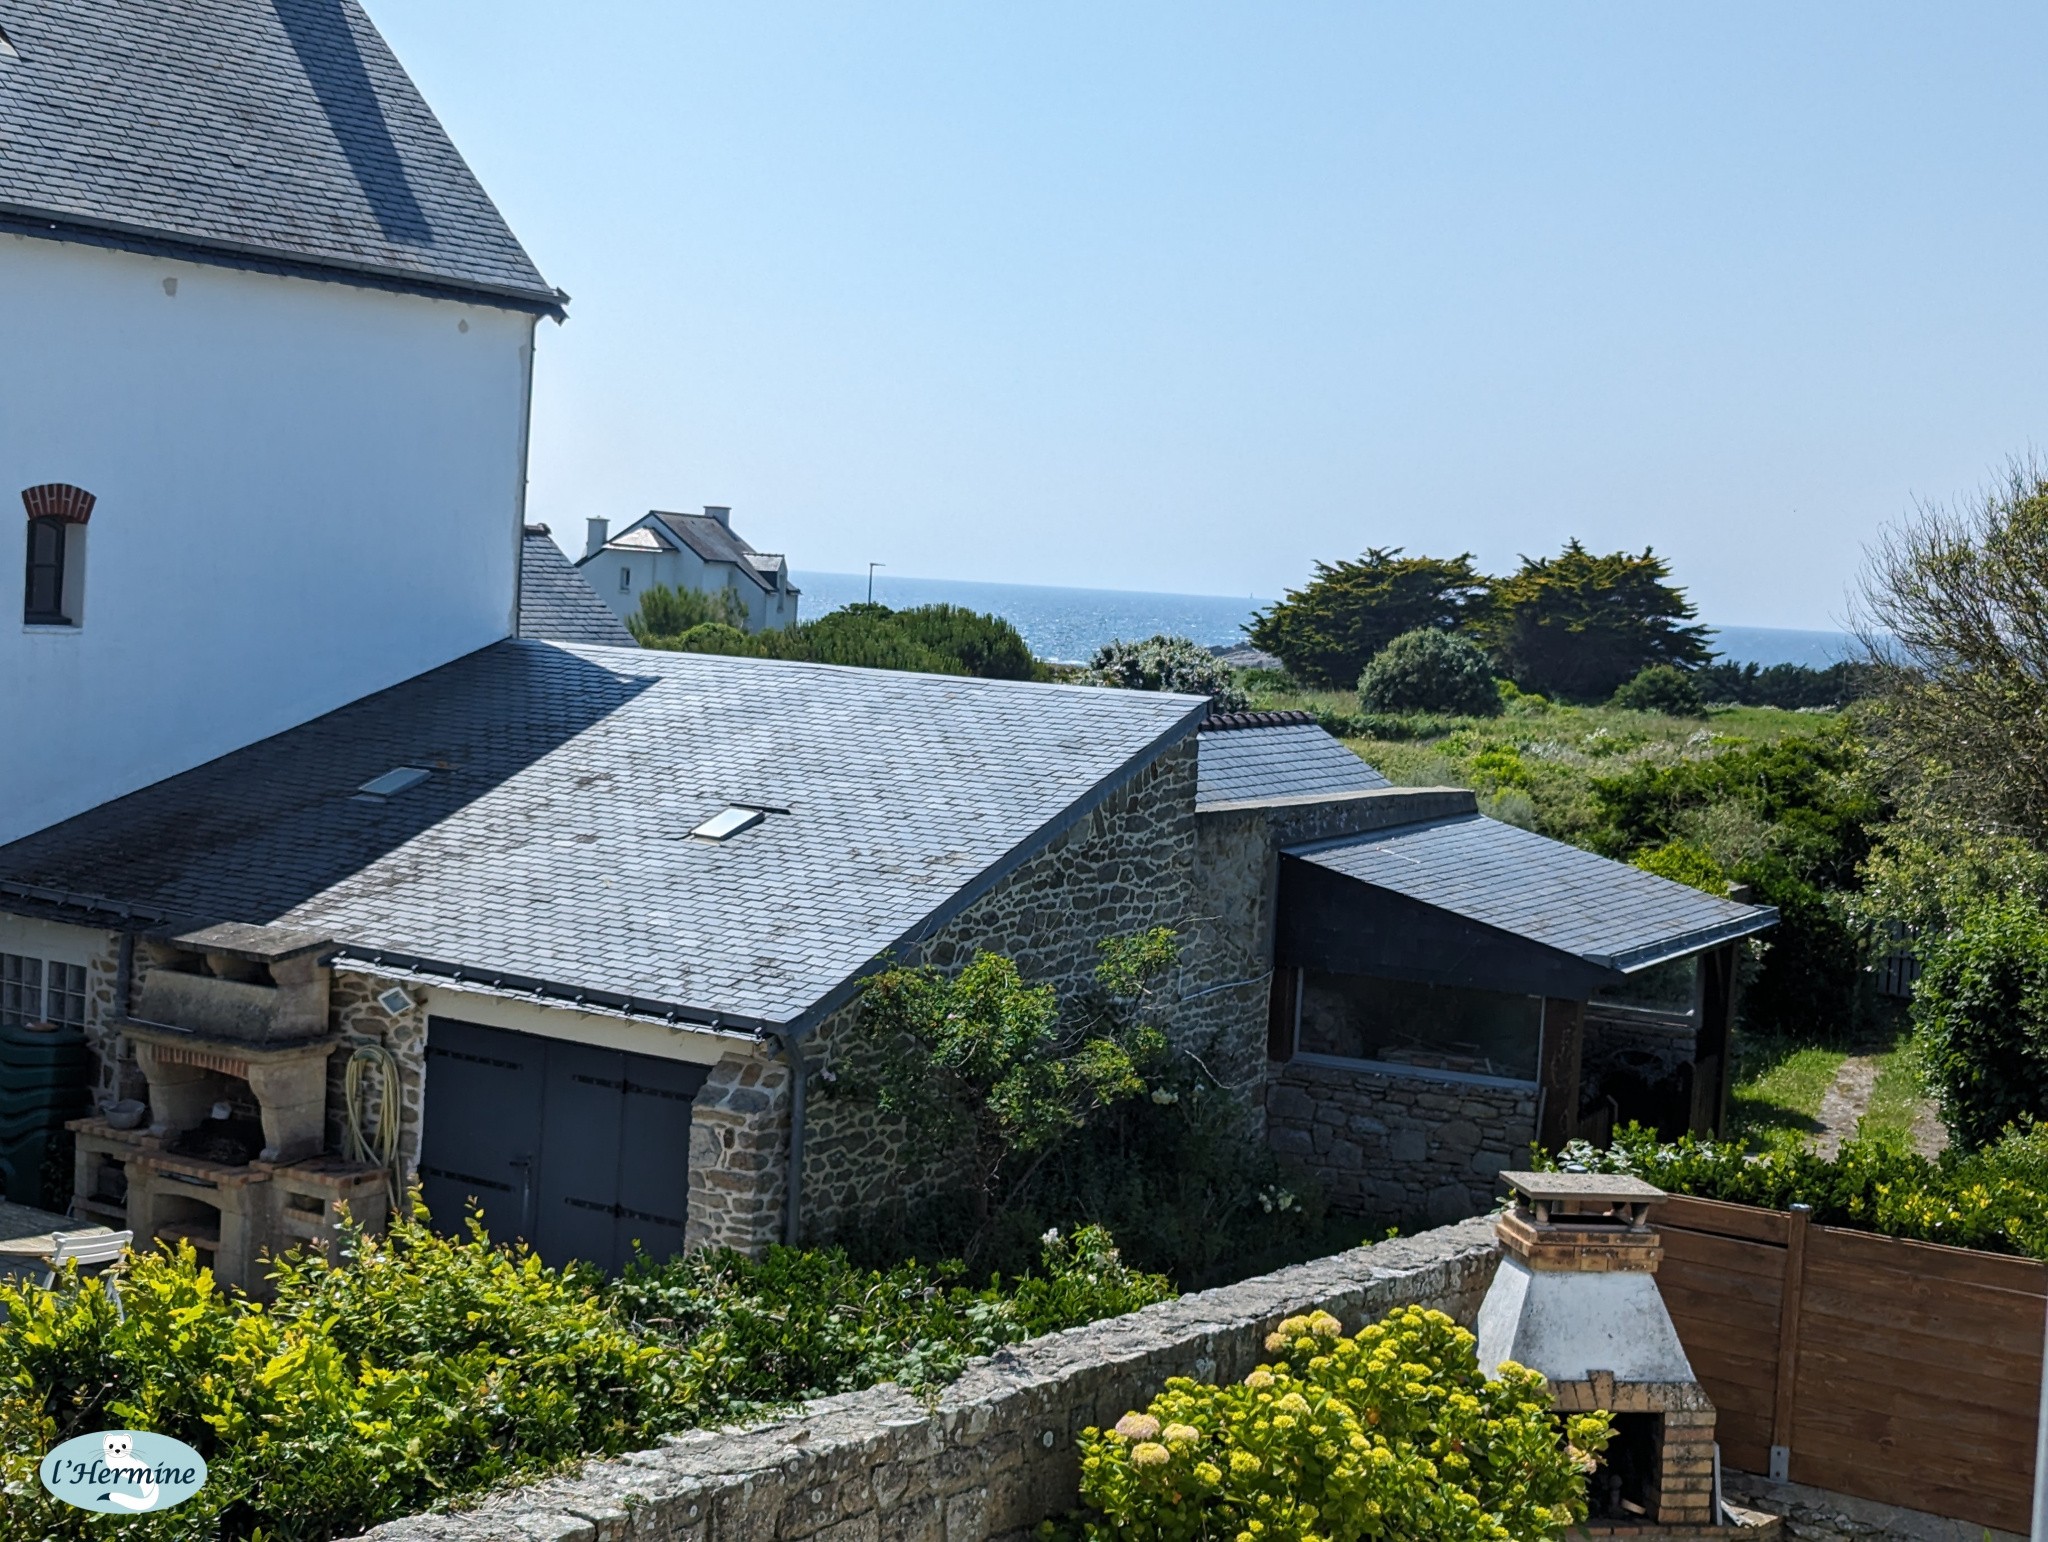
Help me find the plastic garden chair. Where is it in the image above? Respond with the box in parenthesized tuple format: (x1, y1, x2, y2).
(41, 1230, 132, 1321)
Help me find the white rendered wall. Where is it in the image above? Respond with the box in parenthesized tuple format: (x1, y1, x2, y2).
(582, 537, 798, 632)
(0, 234, 538, 846)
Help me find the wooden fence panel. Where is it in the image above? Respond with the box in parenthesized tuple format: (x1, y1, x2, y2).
(1651, 1193, 2047, 1536)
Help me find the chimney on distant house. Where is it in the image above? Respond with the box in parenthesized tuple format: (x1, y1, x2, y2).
(704, 505, 731, 528)
(584, 517, 609, 559)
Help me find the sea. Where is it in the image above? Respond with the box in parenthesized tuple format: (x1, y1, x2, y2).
(791, 570, 1856, 670)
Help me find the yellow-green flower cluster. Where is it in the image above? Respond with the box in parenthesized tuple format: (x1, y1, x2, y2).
(1074, 1306, 1611, 1542)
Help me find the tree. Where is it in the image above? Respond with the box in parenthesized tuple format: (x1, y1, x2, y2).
(1246, 549, 1488, 687)
(1481, 542, 1711, 701)
(629, 583, 748, 642)
(1611, 664, 1706, 717)
(1857, 459, 2048, 841)
(1913, 900, 2048, 1149)
(1357, 627, 1501, 717)
(839, 932, 1178, 1261)
(1084, 635, 1247, 711)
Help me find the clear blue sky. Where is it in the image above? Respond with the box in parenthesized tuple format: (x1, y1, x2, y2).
(379, 3, 2048, 629)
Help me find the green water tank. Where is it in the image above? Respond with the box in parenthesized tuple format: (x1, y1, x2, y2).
(0, 1022, 93, 1208)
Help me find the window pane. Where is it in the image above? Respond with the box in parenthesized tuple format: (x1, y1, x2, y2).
(0, 953, 43, 1028)
(1593, 956, 1698, 1015)
(45, 962, 87, 1029)
(25, 517, 66, 619)
(1297, 970, 1541, 1082)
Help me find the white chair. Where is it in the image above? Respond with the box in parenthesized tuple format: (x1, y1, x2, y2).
(42, 1230, 133, 1321)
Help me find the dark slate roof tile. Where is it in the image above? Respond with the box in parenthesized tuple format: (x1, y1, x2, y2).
(0, 0, 557, 306)
(1288, 815, 1776, 971)
(0, 642, 1203, 1025)
(1197, 724, 1391, 807)
(519, 529, 636, 648)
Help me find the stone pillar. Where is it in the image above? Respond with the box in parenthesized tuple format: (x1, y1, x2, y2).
(1649, 1409, 1719, 1526)
(685, 1053, 789, 1254)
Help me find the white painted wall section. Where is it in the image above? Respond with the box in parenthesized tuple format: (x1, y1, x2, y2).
(0, 235, 538, 845)
(1474, 1254, 1699, 1383)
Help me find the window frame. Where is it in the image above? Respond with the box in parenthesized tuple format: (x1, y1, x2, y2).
(0, 952, 45, 1028)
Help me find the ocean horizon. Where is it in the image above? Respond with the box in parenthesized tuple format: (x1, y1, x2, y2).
(792, 570, 1856, 670)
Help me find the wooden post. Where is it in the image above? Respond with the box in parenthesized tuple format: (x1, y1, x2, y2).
(1266, 967, 1298, 1062)
(1770, 1202, 1812, 1482)
(1537, 998, 1585, 1152)
(1689, 942, 1738, 1136)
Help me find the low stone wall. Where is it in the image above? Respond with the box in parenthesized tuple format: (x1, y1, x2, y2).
(1266, 1058, 1536, 1226)
(358, 1217, 1501, 1542)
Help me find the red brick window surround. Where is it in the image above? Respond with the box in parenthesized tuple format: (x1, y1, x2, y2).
(22, 483, 94, 626)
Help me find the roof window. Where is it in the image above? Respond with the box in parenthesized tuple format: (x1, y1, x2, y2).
(0, 26, 17, 60)
(354, 767, 431, 801)
(691, 806, 765, 842)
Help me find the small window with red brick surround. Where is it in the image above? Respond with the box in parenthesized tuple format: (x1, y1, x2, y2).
(21, 483, 94, 627)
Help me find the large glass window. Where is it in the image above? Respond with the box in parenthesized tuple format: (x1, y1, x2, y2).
(1296, 969, 1541, 1083)
(1592, 955, 1699, 1015)
(0, 953, 43, 1028)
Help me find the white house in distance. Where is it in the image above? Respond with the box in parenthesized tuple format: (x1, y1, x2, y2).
(0, 0, 563, 846)
(580, 509, 801, 632)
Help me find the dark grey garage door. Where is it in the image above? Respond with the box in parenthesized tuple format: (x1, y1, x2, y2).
(417, 1018, 709, 1272)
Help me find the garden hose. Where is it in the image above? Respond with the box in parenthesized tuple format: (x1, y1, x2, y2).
(343, 1043, 404, 1216)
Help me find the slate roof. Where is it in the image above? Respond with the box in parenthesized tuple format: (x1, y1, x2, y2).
(519, 528, 636, 648)
(0, 0, 559, 308)
(0, 641, 1203, 1028)
(1288, 814, 1776, 973)
(635, 512, 796, 595)
(1196, 715, 1391, 808)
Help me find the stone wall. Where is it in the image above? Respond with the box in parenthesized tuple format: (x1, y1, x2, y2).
(357, 1217, 1502, 1542)
(326, 969, 429, 1175)
(1266, 1058, 1535, 1227)
(796, 738, 1272, 1246)
(686, 1052, 792, 1253)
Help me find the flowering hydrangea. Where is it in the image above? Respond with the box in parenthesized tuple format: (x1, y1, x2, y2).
(1070, 1306, 1611, 1542)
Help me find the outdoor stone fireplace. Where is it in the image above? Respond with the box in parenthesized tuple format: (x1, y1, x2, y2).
(1476, 1171, 1772, 1535)
(68, 923, 388, 1294)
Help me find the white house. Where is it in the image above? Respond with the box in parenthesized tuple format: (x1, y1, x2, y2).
(0, 0, 563, 846)
(579, 508, 801, 632)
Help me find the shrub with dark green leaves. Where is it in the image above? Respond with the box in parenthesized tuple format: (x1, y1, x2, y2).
(1610, 664, 1705, 717)
(1065, 1306, 1610, 1541)
(1247, 548, 1490, 688)
(651, 602, 1045, 680)
(1911, 900, 2048, 1148)
(630, 582, 750, 640)
(1357, 627, 1502, 717)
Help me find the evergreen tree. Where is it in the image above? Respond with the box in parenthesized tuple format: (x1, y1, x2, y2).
(1481, 542, 1710, 701)
(1246, 548, 1488, 687)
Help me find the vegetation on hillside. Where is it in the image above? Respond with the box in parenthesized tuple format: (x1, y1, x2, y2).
(1082, 633, 1247, 710)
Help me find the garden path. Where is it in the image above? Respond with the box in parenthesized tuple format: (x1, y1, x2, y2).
(1810, 1055, 1881, 1158)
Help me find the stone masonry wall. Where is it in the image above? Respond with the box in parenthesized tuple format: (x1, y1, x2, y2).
(796, 738, 1273, 1246)
(1267, 1059, 1535, 1228)
(358, 1217, 1502, 1542)
(326, 970, 429, 1177)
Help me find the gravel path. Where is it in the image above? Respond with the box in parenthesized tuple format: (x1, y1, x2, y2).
(1811, 1054, 1881, 1158)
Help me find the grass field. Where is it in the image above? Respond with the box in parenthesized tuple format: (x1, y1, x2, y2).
(1725, 1036, 1851, 1153)
(1241, 676, 1835, 848)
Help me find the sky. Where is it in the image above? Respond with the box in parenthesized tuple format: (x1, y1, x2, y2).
(376, 3, 2048, 629)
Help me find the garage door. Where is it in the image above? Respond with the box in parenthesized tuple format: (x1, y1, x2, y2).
(417, 1018, 710, 1272)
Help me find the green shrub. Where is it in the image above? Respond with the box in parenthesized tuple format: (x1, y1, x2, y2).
(1357, 627, 1502, 717)
(1065, 1306, 1610, 1541)
(1247, 548, 1490, 688)
(1911, 900, 2048, 1148)
(612, 1224, 1171, 1419)
(0, 1207, 1175, 1540)
(1085, 634, 1248, 710)
(629, 582, 749, 640)
(887, 603, 1041, 680)
(649, 602, 1043, 680)
(1631, 838, 1728, 894)
(670, 620, 755, 655)
(1611, 664, 1705, 717)
(1551, 1124, 2048, 1260)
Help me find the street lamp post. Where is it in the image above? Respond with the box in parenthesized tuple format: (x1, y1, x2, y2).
(867, 562, 885, 604)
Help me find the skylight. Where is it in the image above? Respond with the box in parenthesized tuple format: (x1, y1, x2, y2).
(355, 767, 432, 800)
(0, 26, 16, 60)
(691, 806, 765, 842)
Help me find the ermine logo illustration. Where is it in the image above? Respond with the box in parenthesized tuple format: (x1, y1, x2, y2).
(95, 1433, 159, 1512)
